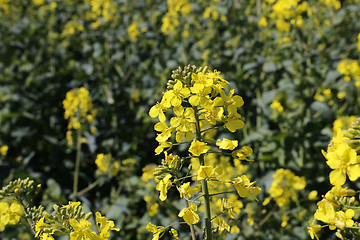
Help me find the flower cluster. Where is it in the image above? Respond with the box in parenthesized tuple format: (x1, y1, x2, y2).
(63, 87, 97, 146)
(263, 169, 306, 227)
(161, 0, 192, 35)
(34, 201, 119, 240)
(147, 65, 261, 239)
(310, 118, 360, 239)
(95, 153, 120, 176)
(337, 59, 360, 88)
(0, 177, 119, 239)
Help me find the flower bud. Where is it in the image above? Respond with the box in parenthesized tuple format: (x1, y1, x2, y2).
(84, 212, 93, 221)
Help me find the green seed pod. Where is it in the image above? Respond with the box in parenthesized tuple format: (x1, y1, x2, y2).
(84, 212, 93, 221)
(202, 66, 208, 74)
(79, 212, 85, 219)
(60, 208, 66, 215)
(53, 204, 60, 214)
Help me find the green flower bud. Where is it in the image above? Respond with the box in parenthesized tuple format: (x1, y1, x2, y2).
(84, 212, 93, 221)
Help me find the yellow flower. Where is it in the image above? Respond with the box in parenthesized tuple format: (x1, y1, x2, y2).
(178, 182, 197, 198)
(216, 138, 238, 150)
(324, 142, 360, 185)
(0, 145, 8, 156)
(69, 219, 101, 240)
(128, 22, 140, 41)
(188, 140, 210, 156)
(156, 174, 172, 201)
(0, 201, 23, 231)
(41, 233, 55, 240)
(213, 217, 230, 233)
(197, 165, 214, 180)
(314, 193, 339, 224)
(308, 219, 321, 240)
(178, 203, 200, 225)
(146, 222, 165, 240)
(270, 100, 284, 112)
(258, 16, 268, 27)
(149, 99, 170, 122)
(232, 175, 261, 200)
(169, 228, 178, 240)
(170, 106, 195, 132)
(330, 209, 355, 230)
(35, 216, 49, 237)
(95, 212, 120, 239)
(162, 80, 190, 107)
(232, 146, 253, 161)
(267, 169, 306, 209)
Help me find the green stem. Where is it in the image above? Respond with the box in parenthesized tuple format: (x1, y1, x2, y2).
(76, 179, 100, 197)
(184, 198, 197, 240)
(73, 128, 82, 199)
(16, 196, 35, 235)
(193, 106, 213, 240)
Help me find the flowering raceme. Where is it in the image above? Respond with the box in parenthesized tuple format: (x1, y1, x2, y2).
(63, 87, 97, 146)
(310, 118, 360, 239)
(147, 65, 261, 239)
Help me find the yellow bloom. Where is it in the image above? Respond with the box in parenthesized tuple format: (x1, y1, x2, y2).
(197, 165, 213, 180)
(162, 80, 190, 107)
(178, 203, 200, 225)
(324, 142, 360, 185)
(146, 222, 165, 240)
(188, 140, 210, 156)
(149, 99, 170, 122)
(169, 228, 178, 240)
(314, 193, 339, 224)
(95, 212, 120, 239)
(267, 169, 306, 209)
(0, 145, 8, 156)
(330, 209, 354, 230)
(178, 182, 197, 198)
(216, 138, 238, 150)
(156, 174, 172, 201)
(258, 16, 268, 27)
(232, 146, 253, 161)
(69, 219, 101, 240)
(308, 219, 321, 240)
(232, 175, 261, 200)
(270, 100, 284, 112)
(41, 233, 55, 240)
(0, 201, 23, 231)
(35, 216, 49, 237)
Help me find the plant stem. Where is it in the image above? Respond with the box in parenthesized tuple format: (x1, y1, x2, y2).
(193, 106, 213, 240)
(76, 179, 100, 197)
(73, 128, 82, 200)
(16, 196, 35, 235)
(184, 198, 197, 240)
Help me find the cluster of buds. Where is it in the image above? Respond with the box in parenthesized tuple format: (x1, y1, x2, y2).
(0, 177, 37, 198)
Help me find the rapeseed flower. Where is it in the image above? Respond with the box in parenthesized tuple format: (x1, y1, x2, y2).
(188, 140, 210, 156)
(323, 141, 360, 185)
(308, 219, 321, 240)
(0, 201, 23, 231)
(69, 219, 101, 240)
(146, 222, 165, 240)
(178, 203, 200, 225)
(156, 174, 172, 201)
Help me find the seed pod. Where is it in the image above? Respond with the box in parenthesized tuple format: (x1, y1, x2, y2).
(84, 212, 93, 221)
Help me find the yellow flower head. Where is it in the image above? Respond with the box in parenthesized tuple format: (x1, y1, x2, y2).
(189, 140, 210, 156)
(178, 203, 200, 225)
